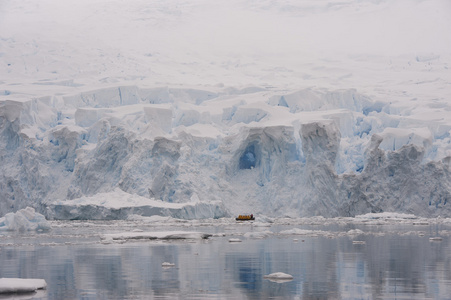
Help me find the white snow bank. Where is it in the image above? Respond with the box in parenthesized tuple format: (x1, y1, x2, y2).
(0, 207, 51, 232)
(101, 231, 212, 242)
(0, 278, 47, 293)
(46, 189, 228, 220)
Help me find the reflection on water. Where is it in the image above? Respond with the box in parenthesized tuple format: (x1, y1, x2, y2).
(1, 223, 451, 299)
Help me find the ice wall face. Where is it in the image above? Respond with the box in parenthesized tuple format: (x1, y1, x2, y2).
(299, 121, 342, 216)
(341, 135, 451, 216)
(0, 86, 451, 219)
(0, 99, 58, 215)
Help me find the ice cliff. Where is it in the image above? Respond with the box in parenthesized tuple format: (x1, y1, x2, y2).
(1, 86, 450, 219)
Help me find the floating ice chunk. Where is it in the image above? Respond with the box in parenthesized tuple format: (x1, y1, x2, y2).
(413, 221, 429, 225)
(243, 231, 271, 239)
(279, 228, 328, 237)
(429, 237, 443, 242)
(352, 240, 366, 245)
(127, 215, 173, 223)
(228, 238, 242, 243)
(101, 231, 212, 242)
(252, 222, 272, 227)
(212, 233, 226, 237)
(347, 229, 365, 236)
(263, 272, 293, 283)
(0, 207, 51, 232)
(101, 235, 114, 244)
(0, 278, 47, 293)
(162, 262, 175, 267)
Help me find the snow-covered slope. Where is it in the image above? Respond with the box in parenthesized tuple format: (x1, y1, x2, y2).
(1, 0, 450, 218)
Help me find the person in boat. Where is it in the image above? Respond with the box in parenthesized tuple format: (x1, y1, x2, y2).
(236, 214, 254, 220)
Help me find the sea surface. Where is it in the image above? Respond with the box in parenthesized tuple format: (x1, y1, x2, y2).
(1, 218, 451, 299)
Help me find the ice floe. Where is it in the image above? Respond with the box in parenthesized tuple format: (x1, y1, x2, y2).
(347, 229, 365, 236)
(0, 278, 47, 294)
(101, 231, 212, 242)
(228, 238, 242, 243)
(161, 262, 175, 268)
(278, 228, 332, 238)
(263, 272, 293, 283)
(243, 231, 271, 239)
(352, 241, 366, 245)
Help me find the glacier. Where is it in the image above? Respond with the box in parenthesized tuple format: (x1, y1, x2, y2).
(0, 85, 450, 219)
(1, 0, 451, 219)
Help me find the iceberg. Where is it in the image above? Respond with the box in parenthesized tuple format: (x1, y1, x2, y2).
(0, 207, 51, 232)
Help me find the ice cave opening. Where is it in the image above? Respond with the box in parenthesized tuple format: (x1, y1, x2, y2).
(239, 144, 258, 169)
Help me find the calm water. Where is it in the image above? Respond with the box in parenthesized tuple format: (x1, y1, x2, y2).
(1, 221, 451, 299)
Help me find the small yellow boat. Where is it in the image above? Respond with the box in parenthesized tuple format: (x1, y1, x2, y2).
(236, 214, 255, 221)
